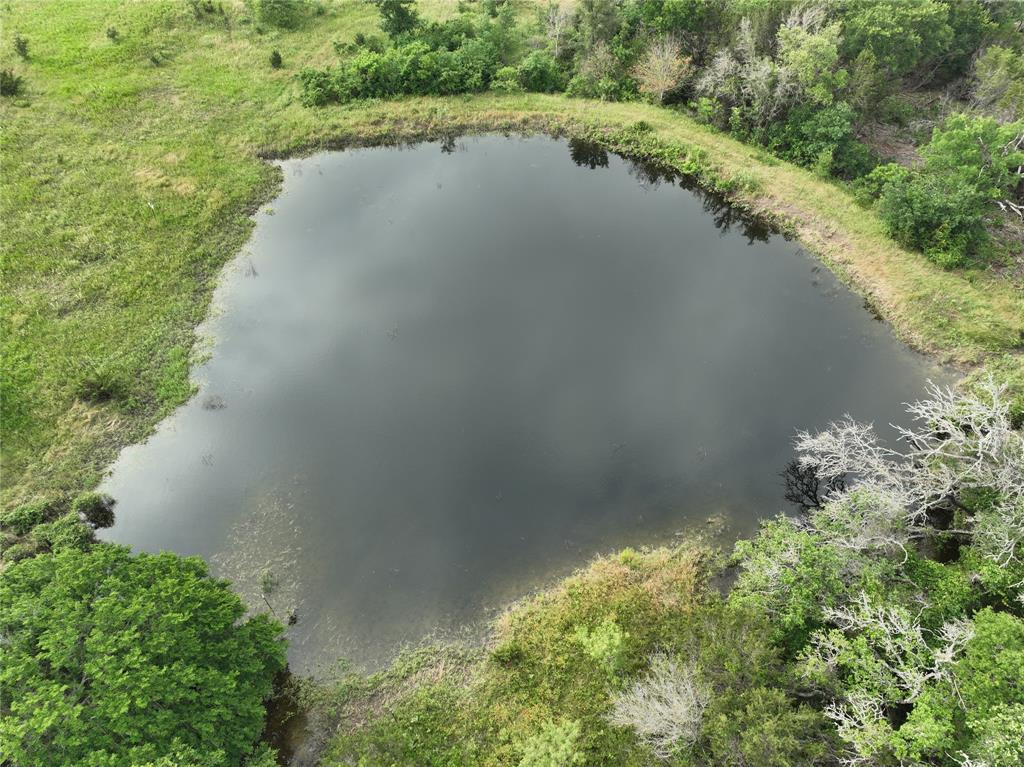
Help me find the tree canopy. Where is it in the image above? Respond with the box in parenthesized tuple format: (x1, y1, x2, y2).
(0, 544, 286, 767)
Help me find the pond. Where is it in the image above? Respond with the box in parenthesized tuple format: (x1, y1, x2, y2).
(101, 136, 946, 672)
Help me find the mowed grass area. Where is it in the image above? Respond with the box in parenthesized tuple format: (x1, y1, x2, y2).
(2, 1, 1021, 507)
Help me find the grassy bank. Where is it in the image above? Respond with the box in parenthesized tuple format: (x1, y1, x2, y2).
(2, 0, 1021, 507)
(303, 541, 735, 766)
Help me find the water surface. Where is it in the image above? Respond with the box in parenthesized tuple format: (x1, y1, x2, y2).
(102, 136, 945, 671)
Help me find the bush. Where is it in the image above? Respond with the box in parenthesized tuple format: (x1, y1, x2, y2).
(972, 45, 1024, 121)
(76, 358, 130, 404)
(0, 68, 22, 97)
(106, 26, 119, 41)
(492, 65, 522, 93)
(71, 491, 116, 529)
(269, 49, 282, 68)
(0, 501, 52, 536)
(517, 50, 562, 93)
(32, 512, 94, 552)
(565, 72, 623, 101)
(876, 171, 987, 267)
(0, 544, 286, 766)
(518, 720, 583, 767)
(297, 67, 335, 106)
(770, 102, 874, 179)
(250, 0, 301, 30)
(13, 34, 28, 59)
(853, 162, 911, 206)
(2, 541, 40, 564)
(700, 687, 833, 767)
(573, 617, 628, 679)
(609, 654, 706, 759)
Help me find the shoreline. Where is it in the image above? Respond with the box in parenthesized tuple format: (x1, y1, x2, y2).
(4, 96, 1020, 507)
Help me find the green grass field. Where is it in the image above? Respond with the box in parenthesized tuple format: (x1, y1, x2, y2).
(2, 0, 1021, 508)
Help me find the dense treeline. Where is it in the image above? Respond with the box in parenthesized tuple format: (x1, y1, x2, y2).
(300, 0, 1024, 268)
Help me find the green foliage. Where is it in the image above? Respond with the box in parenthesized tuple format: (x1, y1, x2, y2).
(777, 20, 847, 106)
(0, 544, 286, 766)
(1, 541, 40, 564)
(730, 516, 893, 653)
(0, 67, 22, 96)
(698, 687, 832, 767)
(269, 49, 282, 68)
(518, 720, 583, 767)
(922, 114, 1024, 198)
(301, 8, 512, 105)
(250, 0, 301, 30)
(0, 500, 53, 536)
(840, 0, 953, 80)
(31, 512, 94, 552)
(573, 617, 628, 679)
(973, 45, 1024, 121)
(770, 102, 874, 179)
(13, 34, 28, 59)
(885, 609, 1024, 764)
(76, 357, 131, 404)
(492, 65, 523, 93)
(875, 169, 986, 267)
(518, 50, 562, 93)
(372, 0, 419, 39)
(853, 161, 911, 206)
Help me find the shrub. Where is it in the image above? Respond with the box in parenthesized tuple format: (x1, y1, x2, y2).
(972, 45, 1024, 121)
(13, 34, 28, 59)
(71, 491, 116, 529)
(0, 544, 286, 766)
(298, 67, 335, 106)
(32, 512, 94, 552)
(700, 687, 833, 767)
(518, 720, 583, 767)
(492, 65, 522, 93)
(76, 360, 129, 403)
(517, 50, 562, 93)
(770, 102, 874, 179)
(1, 541, 39, 564)
(853, 161, 911, 206)
(0, 501, 53, 536)
(573, 617, 628, 678)
(269, 49, 282, 68)
(609, 654, 706, 760)
(250, 0, 301, 30)
(0, 68, 22, 97)
(876, 171, 987, 267)
(106, 26, 119, 41)
(565, 72, 622, 101)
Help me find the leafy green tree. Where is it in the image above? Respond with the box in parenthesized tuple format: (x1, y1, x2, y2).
(699, 687, 833, 767)
(922, 114, 1024, 198)
(573, 0, 621, 57)
(972, 45, 1024, 121)
(372, 0, 420, 39)
(840, 0, 953, 80)
(777, 18, 847, 107)
(0, 544, 285, 766)
(518, 50, 564, 93)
